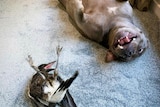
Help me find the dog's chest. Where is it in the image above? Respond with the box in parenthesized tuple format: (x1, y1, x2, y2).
(105, 3, 129, 16)
(83, 0, 130, 16)
(107, 7, 118, 15)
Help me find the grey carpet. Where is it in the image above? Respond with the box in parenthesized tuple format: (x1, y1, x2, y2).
(0, 0, 160, 107)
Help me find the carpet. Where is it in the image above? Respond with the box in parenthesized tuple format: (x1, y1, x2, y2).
(0, 0, 160, 107)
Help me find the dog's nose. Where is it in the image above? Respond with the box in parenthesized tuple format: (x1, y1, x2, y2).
(125, 46, 136, 57)
(125, 51, 134, 57)
(125, 43, 137, 57)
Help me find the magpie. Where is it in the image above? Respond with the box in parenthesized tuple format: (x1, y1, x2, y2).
(26, 46, 78, 107)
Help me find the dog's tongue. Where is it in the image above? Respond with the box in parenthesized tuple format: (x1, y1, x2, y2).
(118, 36, 131, 45)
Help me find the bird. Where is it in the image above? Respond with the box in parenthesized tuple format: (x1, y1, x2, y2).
(26, 46, 78, 107)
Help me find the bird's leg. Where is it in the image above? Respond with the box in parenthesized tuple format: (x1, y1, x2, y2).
(53, 69, 58, 81)
(55, 45, 63, 69)
(27, 55, 46, 79)
(52, 45, 62, 81)
(26, 55, 40, 72)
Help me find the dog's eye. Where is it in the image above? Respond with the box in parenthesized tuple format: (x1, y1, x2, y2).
(138, 48, 143, 54)
(140, 31, 142, 34)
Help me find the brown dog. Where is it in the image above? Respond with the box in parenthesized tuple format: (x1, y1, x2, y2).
(59, 0, 148, 62)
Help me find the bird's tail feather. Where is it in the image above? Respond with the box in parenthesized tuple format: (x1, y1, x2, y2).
(58, 71, 79, 91)
(60, 90, 77, 107)
(54, 71, 79, 95)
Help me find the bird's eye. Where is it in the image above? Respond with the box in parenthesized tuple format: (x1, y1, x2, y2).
(138, 48, 143, 54)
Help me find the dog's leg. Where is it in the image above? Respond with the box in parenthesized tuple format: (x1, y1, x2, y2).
(64, 0, 85, 22)
(58, 0, 66, 8)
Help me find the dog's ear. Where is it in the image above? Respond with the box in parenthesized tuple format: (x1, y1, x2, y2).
(105, 51, 116, 62)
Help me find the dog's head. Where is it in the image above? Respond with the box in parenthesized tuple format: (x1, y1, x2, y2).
(106, 26, 149, 62)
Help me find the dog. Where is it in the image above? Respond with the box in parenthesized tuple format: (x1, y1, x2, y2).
(59, 0, 149, 62)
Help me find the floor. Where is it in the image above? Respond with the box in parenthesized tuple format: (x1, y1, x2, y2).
(0, 0, 160, 107)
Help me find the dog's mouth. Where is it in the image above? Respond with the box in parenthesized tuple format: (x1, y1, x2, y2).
(114, 32, 137, 49)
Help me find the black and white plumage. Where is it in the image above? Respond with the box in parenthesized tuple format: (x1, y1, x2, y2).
(26, 46, 78, 107)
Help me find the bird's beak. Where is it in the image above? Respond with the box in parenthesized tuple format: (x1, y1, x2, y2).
(44, 61, 56, 69)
